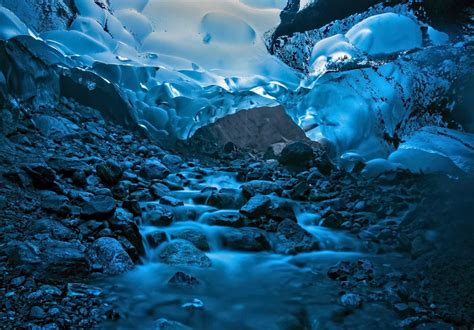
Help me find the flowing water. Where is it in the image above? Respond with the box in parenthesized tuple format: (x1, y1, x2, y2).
(98, 171, 397, 329)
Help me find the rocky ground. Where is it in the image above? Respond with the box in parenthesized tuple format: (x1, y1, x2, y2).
(0, 99, 473, 329)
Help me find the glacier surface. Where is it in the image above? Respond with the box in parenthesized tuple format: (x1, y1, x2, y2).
(0, 0, 472, 175)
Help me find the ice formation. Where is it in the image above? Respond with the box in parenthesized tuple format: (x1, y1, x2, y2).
(0, 0, 472, 175)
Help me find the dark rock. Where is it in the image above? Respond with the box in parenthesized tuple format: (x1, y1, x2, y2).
(160, 195, 184, 207)
(274, 219, 319, 254)
(110, 208, 143, 254)
(266, 199, 296, 222)
(150, 182, 171, 198)
(201, 210, 244, 228)
(240, 194, 271, 217)
(162, 154, 183, 171)
(171, 228, 209, 251)
(241, 180, 282, 199)
(140, 159, 170, 180)
(24, 163, 57, 189)
(204, 188, 245, 209)
(264, 142, 287, 160)
(327, 259, 374, 282)
(146, 231, 168, 248)
(168, 272, 201, 287)
(189, 105, 307, 152)
(90, 237, 134, 275)
(32, 114, 79, 138)
(222, 228, 270, 252)
(30, 306, 46, 319)
(142, 207, 174, 226)
(279, 141, 314, 168)
(340, 293, 362, 308)
(47, 156, 89, 176)
(96, 159, 123, 186)
(81, 195, 116, 219)
(158, 240, 212, 268)
(30, 218, 76, 241)
(394, 303, 415, 318)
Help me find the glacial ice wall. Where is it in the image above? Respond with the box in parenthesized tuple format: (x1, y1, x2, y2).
(0, 1, 472, 175)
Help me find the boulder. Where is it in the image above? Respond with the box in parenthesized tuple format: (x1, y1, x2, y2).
(140, 159, 170, 180)
(158, 240, 211, 268)
(189, 105, 307, 152)
(279, 141, 314, 168)
(90, 237, 134, 275)
(146, 231, 168, 248)
(273, 219, 319, 254)
(222, 228, 270, 252)
(170, 228, 209, 251)
(30, 218, 76, 241)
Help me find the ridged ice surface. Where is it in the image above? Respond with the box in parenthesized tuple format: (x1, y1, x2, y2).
(0, 1, 473, 175)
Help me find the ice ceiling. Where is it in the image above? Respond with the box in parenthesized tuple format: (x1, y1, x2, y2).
(1, 0, 473, 175)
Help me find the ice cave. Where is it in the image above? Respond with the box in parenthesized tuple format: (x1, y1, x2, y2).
(0, 0, 473, 329)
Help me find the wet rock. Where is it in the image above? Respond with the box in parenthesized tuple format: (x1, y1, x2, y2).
(150, 182, 171, 198)
(142, 207, 174, 226)
(154, 318, 193, 330)
(274, 219, 319, 254)
(171, 228, 209, 251)
(201, 210, 244, 228)
(146, 231, 168, 248)
(158, 240, 212, 268)
(265, 199, 297, 222)
(47, 156, 89, 176)
(203, 188, 245, 209)
(240, 194, 271, 217)
(319, 210, 343, 229)
(393, 303, 415, 318)
(96, 159, 123, 186)
(241, 180, 282, 199)
(30, 218, 76, 241)
(279, 141, 314, 168)
(110, 208, 143, 255)
(222, 228, 270, 252)
(168, 271, 201, 287)
(340, 293, 362, 308)
(24, 163, 57, 189)
(90, 237, 134, 275)
(140, 159, 170, 180)
(264, 142, 287, 160)
(160, 195, 184, 207)
(81, 195, 116, 219)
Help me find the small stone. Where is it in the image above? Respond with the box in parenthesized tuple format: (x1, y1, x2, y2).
(241, 180, 282, 198)
(158, 240, 211, 268)
(222, 228, 270, 252)
(340, 293, 362, 308)
(168, 271, 201, 287)
(171, 228, 209, 251)
(96, 159, 123, 186)
(140, 159, 170, 180)
(201, 210, 244, 228)
(150, 183, 171, 198)
(240, 194, 271, 217)
(279, 141, 314, 168)
(160, 196, 184, 207)
(30, 306, 46, 319)
(67, 283, 103, 297)
(146, 231, 168, 248)
(142, 208, 174, 226)
(81, 195, 116, 219)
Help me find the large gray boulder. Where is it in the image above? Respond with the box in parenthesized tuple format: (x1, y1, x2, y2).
(158, 240, 212, 268)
